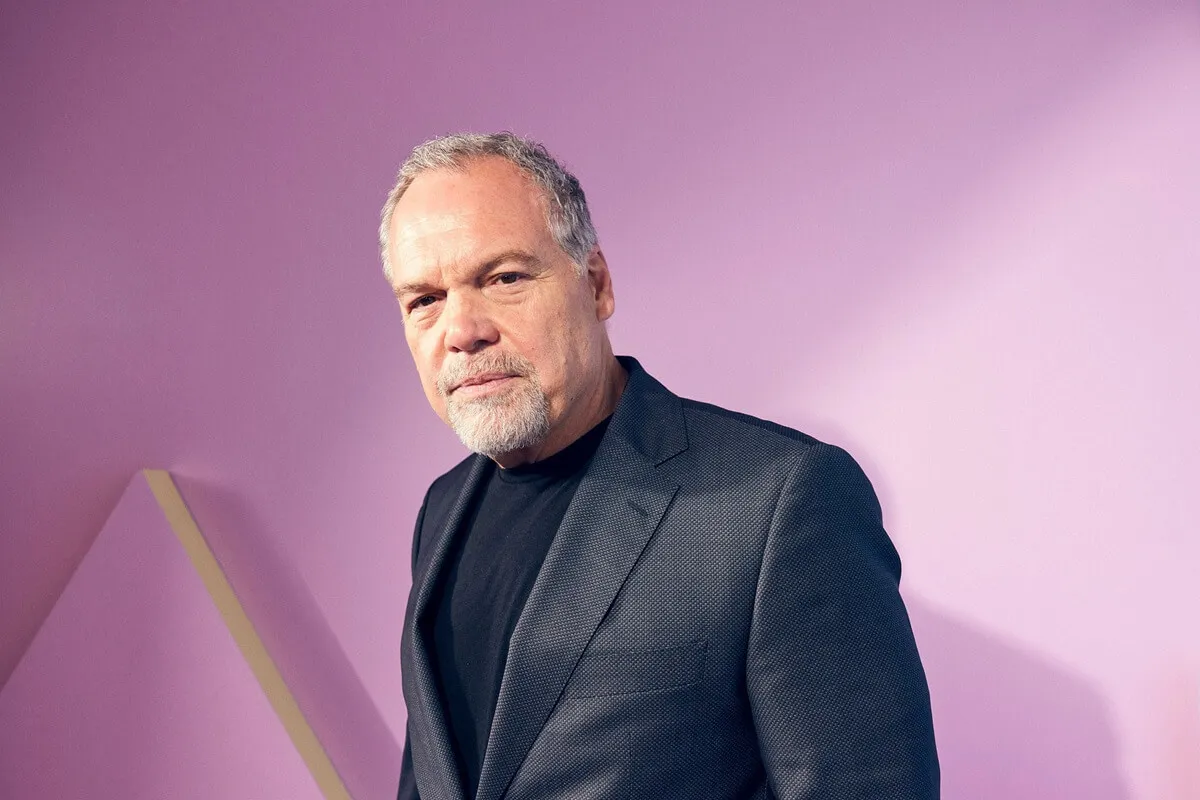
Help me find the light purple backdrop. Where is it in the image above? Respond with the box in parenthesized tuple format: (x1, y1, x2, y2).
(2, 1, 1198, 798)
(0, 473, 325, 798)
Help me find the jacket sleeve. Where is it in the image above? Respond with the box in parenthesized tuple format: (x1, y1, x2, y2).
(746, 442, 940, 799)
(397, 487, 431, 800)
(397, 724, 420, 800)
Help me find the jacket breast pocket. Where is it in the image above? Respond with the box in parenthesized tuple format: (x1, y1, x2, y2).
(565, 640, 707, 699)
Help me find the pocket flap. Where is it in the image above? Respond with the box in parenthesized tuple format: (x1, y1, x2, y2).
(566, 640, 707, 698)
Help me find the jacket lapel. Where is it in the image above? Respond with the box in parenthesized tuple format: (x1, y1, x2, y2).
(404, 453, 491, 800)
(474, 356, 687, 800)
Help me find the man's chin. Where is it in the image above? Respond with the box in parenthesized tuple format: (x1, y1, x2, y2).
(456, 430, 543, 458)
(451, 410, 549, 455)
(451, 410, 514, 441)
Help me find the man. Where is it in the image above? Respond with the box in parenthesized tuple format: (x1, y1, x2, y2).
(380, 132, 939, 800)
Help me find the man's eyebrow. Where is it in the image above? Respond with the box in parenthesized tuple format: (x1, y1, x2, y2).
(393, 279, 435, 299)
(477, 249, 539, 272)
(392, 250, 539, 299)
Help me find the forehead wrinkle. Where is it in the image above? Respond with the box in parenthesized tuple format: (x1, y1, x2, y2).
(391, 212, 482, 287)
(388, 163, 552, 294)
(394, 220, 543, 289)
(396, 248, 542, 299)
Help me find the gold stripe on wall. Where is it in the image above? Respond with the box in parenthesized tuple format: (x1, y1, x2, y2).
(142, 468, 353, 800)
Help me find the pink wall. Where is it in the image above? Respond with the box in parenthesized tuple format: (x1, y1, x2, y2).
(3, 1, 1197, 797)
(0, 473, 324, 798)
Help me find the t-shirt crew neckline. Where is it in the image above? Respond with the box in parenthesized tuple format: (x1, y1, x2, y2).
(491, 413, 613, 485)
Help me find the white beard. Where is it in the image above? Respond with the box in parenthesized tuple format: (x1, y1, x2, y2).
(446, 376, 551, 457)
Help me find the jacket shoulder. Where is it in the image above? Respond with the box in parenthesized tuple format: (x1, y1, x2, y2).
(679, 396, 827, 457)
(676, 396, 884, 536)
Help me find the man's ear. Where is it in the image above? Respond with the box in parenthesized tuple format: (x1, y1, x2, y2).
(585, 247, 615, 322)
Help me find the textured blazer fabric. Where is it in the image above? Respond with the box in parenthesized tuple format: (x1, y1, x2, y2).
(398, 355, 940, 800)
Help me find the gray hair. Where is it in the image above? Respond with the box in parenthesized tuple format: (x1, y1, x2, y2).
(378, 132, 598, 284)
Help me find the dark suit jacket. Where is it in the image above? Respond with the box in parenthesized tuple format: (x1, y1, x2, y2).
(399, 355, 939, 800)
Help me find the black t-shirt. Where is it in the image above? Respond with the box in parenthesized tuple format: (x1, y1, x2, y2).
(427, 413, 612, 798)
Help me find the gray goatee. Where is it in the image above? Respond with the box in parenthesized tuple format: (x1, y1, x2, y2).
(439, 352, 551, 457)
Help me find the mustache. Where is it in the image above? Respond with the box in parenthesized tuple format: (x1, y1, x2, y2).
(438, 351, 535, 396)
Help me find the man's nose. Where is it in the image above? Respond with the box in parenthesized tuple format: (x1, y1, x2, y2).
(442, 292, 499, 353)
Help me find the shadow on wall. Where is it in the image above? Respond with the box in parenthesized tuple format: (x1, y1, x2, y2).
(171, 476, 401, 800)
(907, 598, 1130, 800)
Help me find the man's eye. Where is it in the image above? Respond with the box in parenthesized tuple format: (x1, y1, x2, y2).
(409, 295, 437, 311)
(495, 272, 525, 285)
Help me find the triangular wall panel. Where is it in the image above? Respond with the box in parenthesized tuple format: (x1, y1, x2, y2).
(0, 471, 327, 799)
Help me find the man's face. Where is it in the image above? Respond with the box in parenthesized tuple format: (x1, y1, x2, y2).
(386, 156, 615, 457)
